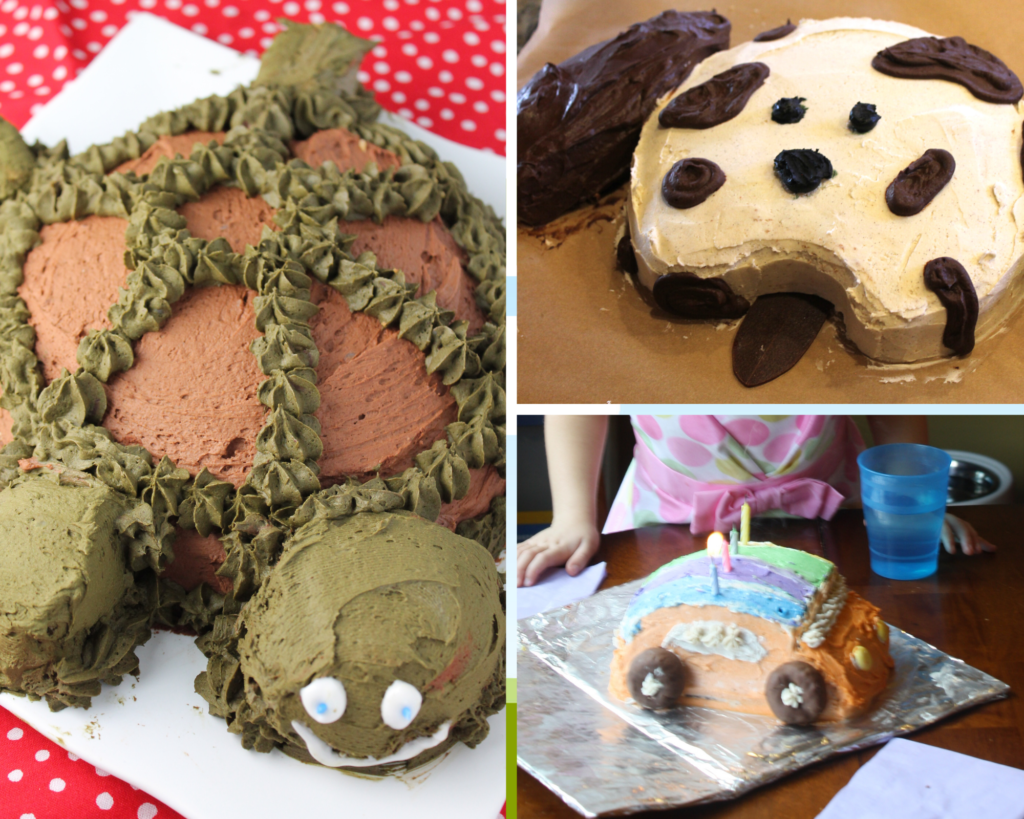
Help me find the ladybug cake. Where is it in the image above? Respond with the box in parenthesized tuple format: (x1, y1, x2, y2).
(0, 20, 505, 775)
(609, 539, 892, 723)
(625, 17, 1024, 365)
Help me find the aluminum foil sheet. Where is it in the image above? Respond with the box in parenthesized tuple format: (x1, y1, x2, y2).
(517, 579, 1010, 817)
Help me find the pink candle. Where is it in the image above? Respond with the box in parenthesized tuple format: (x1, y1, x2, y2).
(722, 537, 732, 573)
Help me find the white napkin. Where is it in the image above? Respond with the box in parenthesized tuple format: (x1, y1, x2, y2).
(817, 738, 1024, 819)
(517, 562, 608, 620)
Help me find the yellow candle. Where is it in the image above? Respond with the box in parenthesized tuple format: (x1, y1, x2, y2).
(740, 502, 751, 544)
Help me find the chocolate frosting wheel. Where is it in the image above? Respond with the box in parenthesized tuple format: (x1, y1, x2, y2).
(765, 661, 827, 724)
(627, 647, 686, 710)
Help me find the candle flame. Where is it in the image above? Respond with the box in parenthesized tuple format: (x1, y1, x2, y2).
(706, 532, 725, 556)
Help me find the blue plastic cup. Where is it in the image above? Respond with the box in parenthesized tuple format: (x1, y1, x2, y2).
(857, 444, 951, 580)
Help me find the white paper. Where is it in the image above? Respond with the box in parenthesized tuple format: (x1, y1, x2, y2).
(817, 738, 1024, 819)
(518, 562, 608, 620)
(7, 13, 505, 819)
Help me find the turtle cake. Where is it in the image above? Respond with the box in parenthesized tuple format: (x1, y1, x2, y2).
(610, 541, 893, 723)
(0, 20, 506, 775)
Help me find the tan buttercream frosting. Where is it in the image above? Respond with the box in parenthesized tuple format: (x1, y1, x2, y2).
(629, 18, 1024, 362)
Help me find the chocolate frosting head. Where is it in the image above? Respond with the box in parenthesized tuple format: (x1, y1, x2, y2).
(517, 10, 731, 225)
(773, 149, 833, 194)
(627, 647, 685, 709)
(872, 36, 1023, 104)
(652, 273, 750, 319)
(659, 62, 770, 130)
(753, 20, 796, 42)
(924, 257, 979, 356)
(885, 148, 955, 216)
(848, 102, 880, 134)
(765, 661, 827, 724)
(661, 158, 726, 209)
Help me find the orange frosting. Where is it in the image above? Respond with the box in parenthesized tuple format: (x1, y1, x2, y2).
(610, 586, 892, 721)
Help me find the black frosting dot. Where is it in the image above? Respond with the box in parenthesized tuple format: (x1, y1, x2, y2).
(849, 102, 880, 133)
(771, 97, 807, 124)
(773, 149, 833, 194)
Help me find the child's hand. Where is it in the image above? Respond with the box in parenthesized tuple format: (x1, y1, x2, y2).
(941, 514, 996, 555)
(517, 520, 601, 587)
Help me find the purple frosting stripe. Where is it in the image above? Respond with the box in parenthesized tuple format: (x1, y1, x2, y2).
(639, 555, 815, 601)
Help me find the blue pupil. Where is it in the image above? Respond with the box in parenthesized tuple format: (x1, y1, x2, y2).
(316, 702, 328, 715)
(401, 706, 412, 720)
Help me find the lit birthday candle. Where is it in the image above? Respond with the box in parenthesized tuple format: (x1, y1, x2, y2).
(710, 562, 720, 596)
(706, 531, 725, 557)
(722, 535, 732, 573)
(740, 501, 751, 544)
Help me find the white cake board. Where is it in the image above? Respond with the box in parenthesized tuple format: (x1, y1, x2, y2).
(6, 13, 506, 819)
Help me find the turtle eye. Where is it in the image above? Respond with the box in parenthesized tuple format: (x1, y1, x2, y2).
(381, 680, 422, 730)
(300, 677, 347, 724)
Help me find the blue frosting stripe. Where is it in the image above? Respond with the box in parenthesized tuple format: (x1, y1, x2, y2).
(622, 574, 807, 641)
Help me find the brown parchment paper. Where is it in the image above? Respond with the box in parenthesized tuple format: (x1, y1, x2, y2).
(517, 0, 1024, 404)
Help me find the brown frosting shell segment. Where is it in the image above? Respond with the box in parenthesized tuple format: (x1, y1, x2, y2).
(753, 20, 796, 43)
(872, 36, 1023, 104)
(652, 273, 750, 319)
(309, 282, 457, 484)
(659, 62, 770, 130)
(923, 257, 979, 356)
(885, 148, 955, 216)
(19, 216, 128, 384)
(661, 158, 726, 209)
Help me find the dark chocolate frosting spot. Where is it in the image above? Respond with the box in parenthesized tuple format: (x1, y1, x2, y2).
(848, 102, 880, 134)
(773, 149, 833, 194)
(652, 273, 750, 319)
(765, 661, 827, 725)
(872, 36, 1023, 104)
(885, 148, 955, 217)
(771, 97, 807, 124)
(753, 20, 796, 42)
(617, 234, 639, 275)
(661, 158, 726, 209)
(627, 647, 686, 710)
(923, 257, 979, 356)
(659, 62, 770, 130)
(517, 10, 731, 226)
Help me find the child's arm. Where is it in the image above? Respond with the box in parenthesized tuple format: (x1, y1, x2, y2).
(864, 415, 995, 555)
(517, 416, 609, 587)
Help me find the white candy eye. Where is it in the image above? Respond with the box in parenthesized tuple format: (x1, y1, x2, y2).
(380, 680, 422, 730)
(300, 677, 347, 724)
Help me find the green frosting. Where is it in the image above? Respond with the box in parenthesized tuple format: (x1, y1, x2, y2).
(196, 510, 504, 774)
(0, 116, 34, 201)
(0, 470, 157, 710)
(254, 20, 373, 97)
(414, 440, 471, 504)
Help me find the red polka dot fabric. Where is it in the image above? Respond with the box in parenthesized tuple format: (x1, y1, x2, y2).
(1, 706, 184, 819)
(0, 0, 508, 154)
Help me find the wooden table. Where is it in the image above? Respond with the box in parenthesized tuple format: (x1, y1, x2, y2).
(518, 506, 1024, 818)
